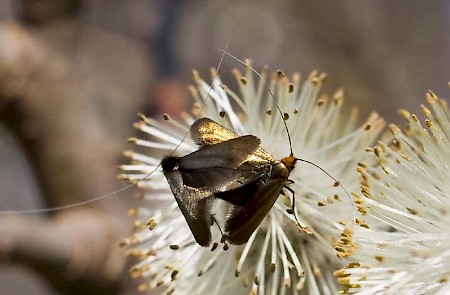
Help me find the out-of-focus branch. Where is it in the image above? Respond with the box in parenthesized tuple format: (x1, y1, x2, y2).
(0, 209, 125, 294)
(0, 3, 153, 293)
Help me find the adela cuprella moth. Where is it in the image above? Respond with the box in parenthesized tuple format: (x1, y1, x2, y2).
(161, 117, 299, 247)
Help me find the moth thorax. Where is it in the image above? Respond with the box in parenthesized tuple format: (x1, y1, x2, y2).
(281, 155, 297, 172)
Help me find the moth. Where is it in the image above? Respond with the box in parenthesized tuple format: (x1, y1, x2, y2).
(161, 117, 298, 247)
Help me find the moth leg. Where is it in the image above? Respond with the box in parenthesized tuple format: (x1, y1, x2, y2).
(211, 215, 229, 251)
(284, 184, 312, 234)
(284, 179, 296, 214)
(284, 183, 296, 215)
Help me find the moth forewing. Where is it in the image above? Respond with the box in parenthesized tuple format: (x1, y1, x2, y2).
(190, 117, 240, 147)
(162, 164, 214, 247)
(179, 135, 261, 170)
(216, 158, 294, 245)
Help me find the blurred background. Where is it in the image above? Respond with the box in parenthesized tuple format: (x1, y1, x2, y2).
(0, 0, 449, 294)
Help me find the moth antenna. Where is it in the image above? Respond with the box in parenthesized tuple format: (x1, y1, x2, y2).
(221, 50, 357, 226)
(0, 3, 241, 215)
(0, 183, 136, 215)
(295, 158, 357, 225)
(219, 50, 294, 156)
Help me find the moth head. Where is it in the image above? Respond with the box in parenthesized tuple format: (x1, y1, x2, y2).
(161, 156, 181, 172)
(281, 155, 297, 172)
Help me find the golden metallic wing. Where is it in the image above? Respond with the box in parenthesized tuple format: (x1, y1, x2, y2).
(190, 118, 277, 164)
